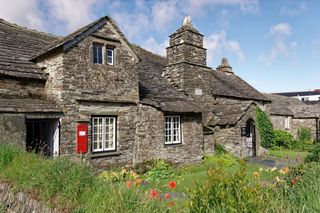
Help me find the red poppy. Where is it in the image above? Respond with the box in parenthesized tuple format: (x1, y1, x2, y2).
(169, 181, 176, 189)
(149, 189, 159, 198)
(291, 176, 300, 185)
(126, 180, 132, 188)
(168, 201, 174, 207)
(165, 193, 171, 199)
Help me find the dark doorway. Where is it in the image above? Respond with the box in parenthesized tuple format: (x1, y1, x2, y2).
(245, 119, 256, 157)
(26, 119, 60, 157)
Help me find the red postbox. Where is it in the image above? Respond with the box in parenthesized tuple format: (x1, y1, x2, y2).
(77, 124, 88, 154)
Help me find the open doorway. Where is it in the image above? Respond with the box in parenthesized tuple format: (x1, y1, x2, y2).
(26, 119, 60, 157)
(245, 119, 256, 157)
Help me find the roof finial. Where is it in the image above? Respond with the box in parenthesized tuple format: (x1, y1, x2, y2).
(182, 15, 193, 27)
(217, 58, 234, 74)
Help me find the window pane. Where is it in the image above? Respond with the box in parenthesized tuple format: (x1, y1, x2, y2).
(106, 48, 113, 65)
(93, 44, 103, 64)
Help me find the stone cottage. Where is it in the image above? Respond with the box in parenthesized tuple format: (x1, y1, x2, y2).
(0, 15, 270, 168)
(265, 94, 320, 141)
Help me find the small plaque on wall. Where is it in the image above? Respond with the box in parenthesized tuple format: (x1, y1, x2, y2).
(241, 127, 247, 136)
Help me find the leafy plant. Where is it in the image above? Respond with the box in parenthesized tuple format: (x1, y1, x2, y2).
(134, 160, 156, 174)
(305, 143, 320, 162)
(298, 127, 312, 143)
(204, 153, 239, 168)
(0, 144, 22, 171)
(145, 160, 174, 182)
(256, 107, 275, 148)
(274, 130, 294, 149)
(214, 143, 227, 155)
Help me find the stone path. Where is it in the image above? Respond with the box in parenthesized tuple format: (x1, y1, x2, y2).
(247, 157, 301, 169)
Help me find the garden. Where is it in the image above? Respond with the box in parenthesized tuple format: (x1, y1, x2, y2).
(0, 141, 320, 213)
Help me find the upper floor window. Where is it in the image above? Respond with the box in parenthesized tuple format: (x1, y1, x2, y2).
(106, 48, 114, 65)
(93, 44, 103, 64)
(164, 115, 181, 145)
(92, 117, 116, 152)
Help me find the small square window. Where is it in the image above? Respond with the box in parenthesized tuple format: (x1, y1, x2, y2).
(93, 44, 103, 64)
(106, 48, 114, 65)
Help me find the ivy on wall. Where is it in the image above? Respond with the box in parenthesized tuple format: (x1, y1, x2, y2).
(255, 107, 275, 148)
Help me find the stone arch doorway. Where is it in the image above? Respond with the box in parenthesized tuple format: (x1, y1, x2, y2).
(245, 119, 256, 157)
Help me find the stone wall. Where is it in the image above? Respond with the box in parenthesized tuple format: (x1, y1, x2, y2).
(0, 182, 59, 213)
(210, 104, 261, 158)
(135, 104, 203, 165)
(0, 78, 45, 99)
(0, 114, 25, 148)
(271, 115, 318, 140)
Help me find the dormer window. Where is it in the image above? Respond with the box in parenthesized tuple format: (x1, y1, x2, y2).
(106, 47, 114, 65)
(93, 43, 103, 64)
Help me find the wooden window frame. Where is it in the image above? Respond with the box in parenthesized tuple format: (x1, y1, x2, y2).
(92, 116, 117, 153)
(106, 47, 114, 65)
(164, 115, 181, 145)
(93, 43, 103, 64)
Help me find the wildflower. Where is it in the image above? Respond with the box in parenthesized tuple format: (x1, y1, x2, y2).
(259, 167, 264, 172)
(168, 201, 174, 207)
(271, 167, 277, 172)
(169, 181, 176, 189)
(130, 171, 138, 179)
(296, 155, 302, 162)
(149, 189, 159, 198)
(165, 193, 171, 199)
(291, 176, 300, 185)
(135, 178, 143, 186)
(126, 180, 132, 188)
(279, 167, 289, 175)
(252, 171, 259, 178)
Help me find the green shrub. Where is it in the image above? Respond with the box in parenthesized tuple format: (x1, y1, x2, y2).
(188, 162, 277, 212)
(298, 127, 312, 143)
(305, 143, 320, 162)
(134, 160, 156, 174)
(274, 130, 294, 149)
(0, 144, 22, 171)
(145, 159, 174, 182)
(214, 143, 227, 155)
(256, 107, 275, 148)
(291, 140, 315, 152)
(204, 153, 239, 168)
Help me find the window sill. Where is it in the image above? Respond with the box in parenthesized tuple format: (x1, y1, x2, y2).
(90, 151, 122, 159)
(164, 143, 183, 147)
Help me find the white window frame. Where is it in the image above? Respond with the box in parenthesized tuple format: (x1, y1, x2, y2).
(164, 115, 181, 145)
(285, 116, 290, 130)
(106, 47, 114, 65)
(92, 117, 116, 152)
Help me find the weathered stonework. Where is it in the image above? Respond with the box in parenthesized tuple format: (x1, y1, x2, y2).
(135, 104, 203, 164)
(0, 114, 26, 148)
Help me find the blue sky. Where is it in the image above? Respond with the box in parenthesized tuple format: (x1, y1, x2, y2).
(0, 0, 319, 93)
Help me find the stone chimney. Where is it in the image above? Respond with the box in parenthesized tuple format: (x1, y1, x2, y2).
(217, 58, 234, 74)
(163, 16, 211, 96)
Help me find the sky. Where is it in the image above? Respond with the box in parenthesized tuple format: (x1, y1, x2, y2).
(0, 0, 319, 93)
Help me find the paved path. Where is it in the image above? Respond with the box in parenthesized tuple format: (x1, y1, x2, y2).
(247, 157, 301, 168)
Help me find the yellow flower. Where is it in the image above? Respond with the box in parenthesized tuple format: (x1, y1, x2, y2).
(252, 171, 259, 178)
(279, 167, 290, 174)
(271, 167, 277, 172)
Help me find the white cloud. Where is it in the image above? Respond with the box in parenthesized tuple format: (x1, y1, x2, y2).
(141, 37, 169, 56)
(204, 30, 245, 65)
(280, 3, 307, 16)
(46, 0, 99, 34)
(152, 0, 178, 32)
(0, 0, 44, 30)
(269, 23, 292, 37)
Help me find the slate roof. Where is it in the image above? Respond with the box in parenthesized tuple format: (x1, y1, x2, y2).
(0, 98, 61, 113)
(265, 93, 320, 118)
(276, 90, 320, 97)
(0, 19, 58, 79)
(208, 101, 254, 126)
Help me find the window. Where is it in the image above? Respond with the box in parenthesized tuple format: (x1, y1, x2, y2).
(106, 48, 114, 65)
(285, 116, 290, 129)
(93, 44, 103, 64)
(164, 115, 181, 144)
(92, 117, 116, 152)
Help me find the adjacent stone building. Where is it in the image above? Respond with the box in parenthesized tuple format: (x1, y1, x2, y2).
(266, 94, 320, 141)
(0, 15, 270, 168)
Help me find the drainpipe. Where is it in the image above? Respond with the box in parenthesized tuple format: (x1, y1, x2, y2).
(316, 117, 319, 142)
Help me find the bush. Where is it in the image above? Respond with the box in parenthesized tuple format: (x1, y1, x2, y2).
(188, 162, 276, 212)
(134, 160, 156, 174)
(298, 127, 312, 143)
(204, 153, 239, 168)
(256, 107, 275, 148)
(274, 130, 294, 149)
(145, 159, 174, 182)
(305, 143, 320, 162)
(0, 144, 22, 171)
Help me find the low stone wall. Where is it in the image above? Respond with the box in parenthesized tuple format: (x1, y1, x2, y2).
(0, 182, 59, 213)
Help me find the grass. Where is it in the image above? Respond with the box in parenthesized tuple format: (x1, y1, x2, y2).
(269, 149, 310, 160)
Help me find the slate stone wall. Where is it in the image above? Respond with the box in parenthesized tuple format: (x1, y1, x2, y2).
(0, 78, 45, 99)
(0, 114, 26, 148)
(135, 104, 204, 165)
